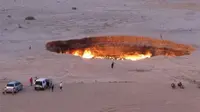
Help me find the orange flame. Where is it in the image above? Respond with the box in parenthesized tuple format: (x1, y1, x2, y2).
(82, 50, 94, 59)
(123, 52, 152, 61)
(69, 49, 152, 61)
(73, 50, 82, 56)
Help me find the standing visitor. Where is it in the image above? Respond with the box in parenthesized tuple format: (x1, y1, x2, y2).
(51, 84, 54, 92)
(33, 76, 38, 85)
(59, 82, 63, 91)
(111, 62, 114, 69)
(29, 77, 33, 86)
(160, 33, 163, 40)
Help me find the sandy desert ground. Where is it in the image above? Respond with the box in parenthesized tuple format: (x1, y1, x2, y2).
(1, 0, 200, 112)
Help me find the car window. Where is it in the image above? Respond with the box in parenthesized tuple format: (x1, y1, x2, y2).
(17, 82, 21, 86)
(35, 81, 42, 86)
(7, 84, 14, 87)
(15, 82, 19, 86)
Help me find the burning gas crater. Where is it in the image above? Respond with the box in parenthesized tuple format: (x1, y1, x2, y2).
(46, 36, 195, 61)
(70, 49, 152, 61)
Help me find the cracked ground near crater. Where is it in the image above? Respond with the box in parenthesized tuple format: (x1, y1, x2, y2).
(1, 0, 200, 112)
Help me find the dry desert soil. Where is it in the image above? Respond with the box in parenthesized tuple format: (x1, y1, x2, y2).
(1, 0, 200, 112)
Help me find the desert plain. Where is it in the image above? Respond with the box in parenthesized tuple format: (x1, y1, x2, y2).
(1, 0, 200, 112)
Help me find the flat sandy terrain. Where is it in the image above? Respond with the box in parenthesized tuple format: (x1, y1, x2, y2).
(1, 0, 200, 112)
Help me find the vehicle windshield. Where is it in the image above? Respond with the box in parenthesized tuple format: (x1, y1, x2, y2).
(35, 81, 42, 86)
(7, 84, 14, 87)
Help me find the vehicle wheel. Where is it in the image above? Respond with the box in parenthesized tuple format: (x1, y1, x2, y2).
(16, 89, 19, 93)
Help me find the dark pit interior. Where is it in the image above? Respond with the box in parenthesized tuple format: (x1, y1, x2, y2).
(45, 35, 195, 61)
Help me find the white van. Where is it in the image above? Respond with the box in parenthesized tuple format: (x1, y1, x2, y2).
(34, 78, 48, 90)
(34, 78, 52, 90)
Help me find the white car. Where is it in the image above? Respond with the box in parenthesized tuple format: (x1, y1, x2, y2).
(3, 81, 23, 94)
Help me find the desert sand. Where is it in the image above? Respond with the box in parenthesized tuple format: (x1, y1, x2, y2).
(1, 0, 200, 112)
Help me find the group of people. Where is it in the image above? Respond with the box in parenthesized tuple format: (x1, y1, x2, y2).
(50, 82, 63, 92)
(171, 82, 184, 89)
(29, 77, 38, 86)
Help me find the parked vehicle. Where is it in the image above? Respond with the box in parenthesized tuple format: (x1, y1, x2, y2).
(3, 81, 23, 94)
(34, 78, 52, 90)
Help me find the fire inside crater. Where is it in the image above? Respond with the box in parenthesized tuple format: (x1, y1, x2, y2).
(46, 36, 195, 61)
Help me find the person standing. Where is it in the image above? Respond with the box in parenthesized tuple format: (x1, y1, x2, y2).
(29, 77, 33, 86)
(35, 76, 38, 84)
(111, 62, 114, 69)
(51, 84, 54, 92)
(160, 33, 163, 40)
(33, 76, 38, 85)
(59, 82, 63, 91)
